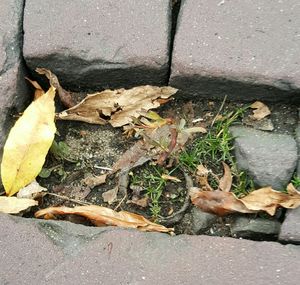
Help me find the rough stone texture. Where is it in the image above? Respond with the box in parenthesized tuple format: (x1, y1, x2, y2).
(230, 216, 281, 240)
(230, 126, 297, 190)
(0, 0, 30, 151)
(23, 0, 171, 91)
(170, 0, 300, 101)
(1, 214, 300, 285)
(279, 207, 300, 244)
(191, 207, 218, 234)
(0, 214, 64, 285)
(295, 125, 300, 178)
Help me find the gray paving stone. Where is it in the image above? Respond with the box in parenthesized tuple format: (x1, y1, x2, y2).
(23, 0, 172, 91)
(170, 0, 300, 101)
(0, 214, 64, 285)
(230, 216, 281, 240)
(279, 207, 300, 244)
(1, 214, 300, 285)
(0, 0, 30, 152)
(191, 207, 218, 234)
(230, 126, 297, 190)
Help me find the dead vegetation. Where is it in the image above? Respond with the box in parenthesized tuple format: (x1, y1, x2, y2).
(1, 69, 300, 236)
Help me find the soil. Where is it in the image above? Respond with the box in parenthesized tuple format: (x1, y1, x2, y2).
(30, 96, 298, 238)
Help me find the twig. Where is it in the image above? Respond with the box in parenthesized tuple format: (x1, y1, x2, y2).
(211, 95, 227, 127)
(114, 195, 127, 211)
(94, 165, 113, 171)
(0, 191, 5, 196)
(47, 193, 91, 205)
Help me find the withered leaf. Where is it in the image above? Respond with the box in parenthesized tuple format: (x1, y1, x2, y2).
(240, 184, 300, 215)
(17, 180, 47, 199)
(58, 85, 177, 127)
(250, 101, 271, 120)
(191, 183, 300, 216)
(112, 140, 151, 173)
(190, 189, 255, 216)
(102, 187, 118, 205)
(127, 197, 149, 208)
(82, 174, 107, 188)
(0, 197, 38, 214)
(25, 77, 45, 100)
(36, 68, 75, 108)
(35, 205, 173, 233)
(196, 165, 214, 191)
(218, 162, 232, 192)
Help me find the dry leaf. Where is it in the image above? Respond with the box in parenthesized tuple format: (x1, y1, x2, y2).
(161, 174, 181, 183)
(82, 174, 107, 188)
(156, 127, 178, 165)
(36, 68, 75, 108)
(112, 140, 151, 173)
(52, 185, 91, 201)
(218, 162, 232, 192)
(102, 187, 118, 204)
(176, 119, 207, 150)
(240, 185, 300, 215)
(35, 205, 173, 233)
(25, 77, 45, 100)
(114, 115, 205, 173)
(58, 86, 177, 127)
(17, 180, 47, 199)
(191, 184, 300, 216)
(0, 197, 38, 214)
(250, 101, 271, 120)
(191, 162, 300, 216)
(196, 165, 214, 191)
(1, 87, 56, 196)
(190, 189, 255, 216)
(127, 197, 149, 208)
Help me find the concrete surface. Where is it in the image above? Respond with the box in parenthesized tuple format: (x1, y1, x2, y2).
(170, 0, 300, 101)
(0, 0, 30, 151)
(1, 214, 300, 285)
(23, 0, 172, 91)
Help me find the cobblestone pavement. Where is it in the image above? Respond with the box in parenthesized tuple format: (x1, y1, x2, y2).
(1, 1, 300, 284)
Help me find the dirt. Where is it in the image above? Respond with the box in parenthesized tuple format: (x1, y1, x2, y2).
(32, 97, 298, 237)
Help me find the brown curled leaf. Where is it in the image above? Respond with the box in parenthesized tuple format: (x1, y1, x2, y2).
(218, 162, 232, 192)
(35, 205, 174, 233)
(36, 68, 75, 108)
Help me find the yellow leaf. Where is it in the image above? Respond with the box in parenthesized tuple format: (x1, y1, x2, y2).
(0, 197, 38, 214)
(1, 87, 56, 196)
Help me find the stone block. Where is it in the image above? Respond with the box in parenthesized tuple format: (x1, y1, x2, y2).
(23, 0, 172, 91)
(170, 0, 300, 101)
(279, 207, 300, 244)
(1, 214, 300, 284)
(230, 126, 297, 190)
(0, 0, 30, 160)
